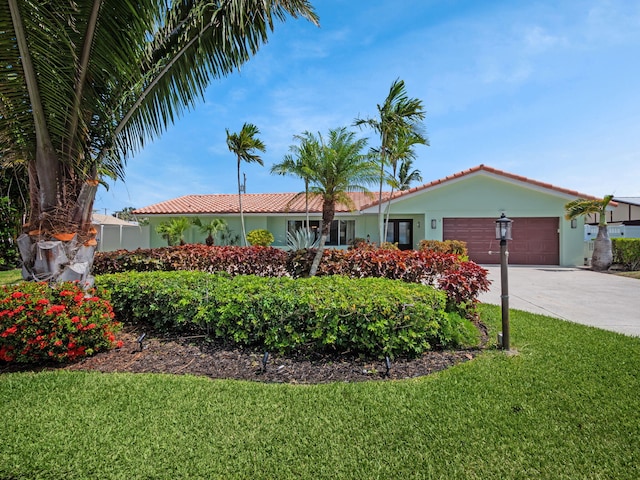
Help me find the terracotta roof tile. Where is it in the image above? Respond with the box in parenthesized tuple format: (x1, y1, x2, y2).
(134, 191, 380, 215)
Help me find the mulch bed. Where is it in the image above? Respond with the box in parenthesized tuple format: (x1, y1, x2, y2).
(1, 325, 488, 384)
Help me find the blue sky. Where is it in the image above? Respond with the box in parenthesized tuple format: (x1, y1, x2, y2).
(95, 0, 640, 215)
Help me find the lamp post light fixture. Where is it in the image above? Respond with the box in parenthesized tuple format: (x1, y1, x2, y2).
(495, 213, 513, 350)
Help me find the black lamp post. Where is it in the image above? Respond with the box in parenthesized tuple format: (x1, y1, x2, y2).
(495, 213, 513, 350)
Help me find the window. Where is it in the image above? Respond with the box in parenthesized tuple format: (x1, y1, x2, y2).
(287, 220, 355, 246)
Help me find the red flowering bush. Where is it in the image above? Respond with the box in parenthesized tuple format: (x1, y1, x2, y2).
(0, 282, 122, 363)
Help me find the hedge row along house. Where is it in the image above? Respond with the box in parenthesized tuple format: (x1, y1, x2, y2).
(133, 164, 616, 267)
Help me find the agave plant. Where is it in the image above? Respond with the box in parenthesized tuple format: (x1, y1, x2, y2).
(287, 228, 321, 250)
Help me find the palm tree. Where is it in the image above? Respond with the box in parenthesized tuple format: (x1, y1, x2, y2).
(303, 127, 378, 276)
(192, 217, 227, 246)
(354, 78, 427, 244)
(565, 195, 614, 271)
(396, 158, 423, 192)
(1, 1, 318, 282)
(270, 131, 320, 230)
(156, 217, 192, 246)
(382, 129, 426, 242)
(226, 123, 266, 246)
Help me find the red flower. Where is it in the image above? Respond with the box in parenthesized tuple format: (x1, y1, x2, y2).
(85, 323, 97, 330)
(115, 340, 124, 349)
(45, 305, 66, 315)
(11, 291, 24, 299)
(0, 346, 15, 362)
(59, 290, 74, 297)
(37, 299, 50, 306)
(0, 325, 18, 337)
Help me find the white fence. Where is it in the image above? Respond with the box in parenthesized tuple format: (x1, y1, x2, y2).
(583, 225, 640, 266)
(584, 224, 640, 241)
(97, 224, 150, 252)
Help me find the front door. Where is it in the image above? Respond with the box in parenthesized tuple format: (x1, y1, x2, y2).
(385, 219, 413, 250)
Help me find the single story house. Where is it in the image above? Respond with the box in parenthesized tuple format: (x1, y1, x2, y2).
(134, 164, 609, 266)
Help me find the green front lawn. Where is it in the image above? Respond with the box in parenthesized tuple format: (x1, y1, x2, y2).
(2, 305, 639, 479)
(0, 269, 21, 285)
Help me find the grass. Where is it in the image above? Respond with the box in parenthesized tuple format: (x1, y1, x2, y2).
(616, 270, 640, 279)
(2, 305, 639, 479)
(0, 268, 22, 285)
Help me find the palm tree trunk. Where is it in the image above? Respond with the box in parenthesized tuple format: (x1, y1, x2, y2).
(238, 157, 247, 246)
(309, 200, 335, 277)
(383, 187, 395, 243)
(304, 179, 310, 231)
(591, 224, 613, 271)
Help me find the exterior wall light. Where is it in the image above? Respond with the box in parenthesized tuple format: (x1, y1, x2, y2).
(431, 219, 437, 229)
(495, 213, 513, 351)
(571, 218, 578, 229)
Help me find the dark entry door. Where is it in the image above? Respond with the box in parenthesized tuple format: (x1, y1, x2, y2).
(386, 219, 413, 250)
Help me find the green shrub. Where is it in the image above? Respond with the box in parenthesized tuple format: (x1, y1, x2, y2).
(612, 238, 640, 271)
(246, 229, 274, 246)
(96, 270, 217, 331)
(0, 197, 20, 270)
(97, 271, 481, 358)
(0, 282, 121, 363)
(419, 239, 468, 256)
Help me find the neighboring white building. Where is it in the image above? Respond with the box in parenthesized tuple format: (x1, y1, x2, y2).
(92, 213, 149, 252)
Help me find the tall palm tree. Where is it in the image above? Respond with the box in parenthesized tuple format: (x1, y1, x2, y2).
(565, 195, 614, 271)
(1, 0, 318, 282)
(303, 127, 378, 276)
(270, 131, 319, 230)
(226, 123, 266, 246)
(354, 78, 427, 244)
(382, 129, 427, 242)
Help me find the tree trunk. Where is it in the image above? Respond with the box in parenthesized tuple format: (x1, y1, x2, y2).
(309, 200, 335, 277)
(238, 157, 247, 246)
(19, 176, 100, 286)
(591, 224, 613, 271)
(383, 187, 395, 243)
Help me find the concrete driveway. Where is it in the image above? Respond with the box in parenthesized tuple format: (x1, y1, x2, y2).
(478, 266, 640, 337)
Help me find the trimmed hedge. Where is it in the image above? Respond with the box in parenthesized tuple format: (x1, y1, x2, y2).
(612, 238, 640, 271)
(97, 271, 481, 358)
(95, 245, 490, 316)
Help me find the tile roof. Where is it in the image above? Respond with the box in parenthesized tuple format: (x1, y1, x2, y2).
(134, 164, 607, 215)
(92, 213, 138, 226)
(134, 191, 383, 215)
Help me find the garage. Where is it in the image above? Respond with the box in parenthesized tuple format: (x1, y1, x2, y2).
(443, 217, 560, 265)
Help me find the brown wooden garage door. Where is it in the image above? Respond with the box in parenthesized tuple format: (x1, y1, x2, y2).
(443, 217, 559, 265)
